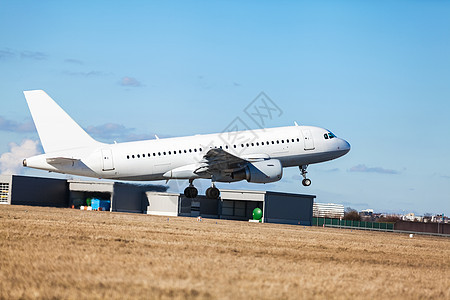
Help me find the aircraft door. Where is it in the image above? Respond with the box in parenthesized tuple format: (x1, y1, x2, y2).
(302, 129, 315, 150)
(101, 149, 115, 171)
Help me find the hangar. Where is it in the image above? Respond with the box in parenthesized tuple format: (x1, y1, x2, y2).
(0, 175, 68, 207)
(1, 175, 314, 225)
(148, 189, 315, 225)
(69, 180, 166, 213)
(0, 175, 167, 213)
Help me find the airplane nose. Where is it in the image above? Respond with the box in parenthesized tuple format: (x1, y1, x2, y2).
(338, 139, 351, 153)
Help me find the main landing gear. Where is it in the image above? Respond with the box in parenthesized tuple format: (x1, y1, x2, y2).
(206, 183, 220, 199)
(183, 180, 220, 199)
(300, 165, 311, 186)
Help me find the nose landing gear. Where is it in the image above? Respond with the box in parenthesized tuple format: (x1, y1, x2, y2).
(300, 165, 311, 186)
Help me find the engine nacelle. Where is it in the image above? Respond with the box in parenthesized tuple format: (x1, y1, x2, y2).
(231, 159, 283, 183)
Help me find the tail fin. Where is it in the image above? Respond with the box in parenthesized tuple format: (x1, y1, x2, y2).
(23, 90, 100, 153)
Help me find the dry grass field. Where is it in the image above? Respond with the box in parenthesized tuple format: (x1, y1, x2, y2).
(0, 205, 449, 299)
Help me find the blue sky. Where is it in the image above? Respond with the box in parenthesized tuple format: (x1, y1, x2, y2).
(1, 1, 449, 215)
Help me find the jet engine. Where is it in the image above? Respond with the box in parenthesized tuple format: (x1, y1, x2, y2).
(231, 159, 282, 183)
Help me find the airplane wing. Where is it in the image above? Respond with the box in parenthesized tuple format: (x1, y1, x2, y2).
(164, 148, 271, 179)
(200, 148, 249, 174)
(196, 148, 270, 175)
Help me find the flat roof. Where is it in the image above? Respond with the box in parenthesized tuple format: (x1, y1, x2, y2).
(219, 189, 315, 199)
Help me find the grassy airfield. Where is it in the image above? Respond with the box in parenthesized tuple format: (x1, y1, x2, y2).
(0, 205, 449, 299)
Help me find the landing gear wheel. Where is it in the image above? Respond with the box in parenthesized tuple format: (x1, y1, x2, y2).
(184, 186, 198, 198)
(206, 187, 220, 199)
(299, 165, 311, 187)
(302, 178, 311, 186)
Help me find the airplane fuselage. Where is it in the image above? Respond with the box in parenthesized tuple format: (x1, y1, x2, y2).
(24, 125, 350, 181)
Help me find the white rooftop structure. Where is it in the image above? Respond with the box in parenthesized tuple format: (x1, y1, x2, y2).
(313, 202, 344, 218)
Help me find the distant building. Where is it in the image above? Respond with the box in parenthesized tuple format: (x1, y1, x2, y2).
(402, 213, 423, 222)
(360, 209, 374, 216)
(431, 214, 447, 223)
(313, 202, 344, 219)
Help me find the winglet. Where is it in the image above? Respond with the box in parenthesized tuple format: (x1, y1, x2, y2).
(294, 121, 299, 126)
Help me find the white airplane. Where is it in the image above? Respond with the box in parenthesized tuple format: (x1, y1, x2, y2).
(22, 90, 350, 199)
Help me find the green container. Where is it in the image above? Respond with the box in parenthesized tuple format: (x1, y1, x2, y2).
(252, 208, 262, 220)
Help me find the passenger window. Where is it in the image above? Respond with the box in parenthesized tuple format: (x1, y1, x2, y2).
(292, 139, 294, 142)
(127, 155, 130, 159)
(256, 142, 259, 146)
(194, 149, 197, 152)
(286, 139, 289, 143)
(137, 154, 140, 158)
(241, 144, 244, 147)
(281, 140, 284, 143)
(251, 143, 254, 146)
(234, 145, 236, 148)
(142, 154, 145, 157)
(148, 153, 151, 157)
(276, 140, 279, 144)
(297, 138, 300, 142)
(225, 145, 228, 149)
(132, 155, 135, 158)
(189, 149, 192, 152)
(199, 148, 202, 151)
(272, 141, 274, 144)
(168, 151, 171, 155)
(184, 150, 187, 153)
(158, 152, 161, 156)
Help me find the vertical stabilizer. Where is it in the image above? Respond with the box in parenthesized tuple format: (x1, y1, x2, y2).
(23, 90, 100, 153)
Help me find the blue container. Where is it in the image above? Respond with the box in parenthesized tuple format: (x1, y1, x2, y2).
(91, 199, 111, 211)
(99, 200, 111, 211)
(91, 198, 100, 210)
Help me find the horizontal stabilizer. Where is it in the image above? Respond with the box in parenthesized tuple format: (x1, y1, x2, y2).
(46, 157, 80, 165)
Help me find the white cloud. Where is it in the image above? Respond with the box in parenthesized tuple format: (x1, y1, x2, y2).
(86, 123, 160, 142)
(20, 51, 47, 60)
(64, 58, 84, 65)
(348, 164, 399, 175)
(0, 139, 40, 175)
(0, 116, 35, 132)
(120, 76, 143, 87)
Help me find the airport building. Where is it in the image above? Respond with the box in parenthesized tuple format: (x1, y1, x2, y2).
(0, 175, 315, 226)
(148, 189, 315, 225)
(0, 175, 69, 207)
(313, 202, 345, 219)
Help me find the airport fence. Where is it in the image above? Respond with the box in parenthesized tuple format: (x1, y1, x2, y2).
(313, 217, 394, 231)
(312, 217, 450, 237)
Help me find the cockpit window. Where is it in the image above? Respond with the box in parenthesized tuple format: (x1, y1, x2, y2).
(324, 132, 336, 139)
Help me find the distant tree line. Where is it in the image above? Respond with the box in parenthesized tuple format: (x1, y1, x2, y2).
(343, 207, 402, 223)
(343, 208, 361, 221)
